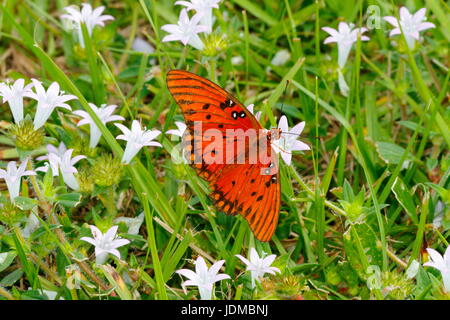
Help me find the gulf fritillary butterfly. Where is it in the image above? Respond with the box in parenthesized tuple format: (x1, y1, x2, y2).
(166, 70, 280, 242)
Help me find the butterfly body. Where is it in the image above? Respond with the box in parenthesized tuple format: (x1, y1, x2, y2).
(167, 70, 280, 242)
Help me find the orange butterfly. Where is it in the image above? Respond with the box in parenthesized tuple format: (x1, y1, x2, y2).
(166, 70, 280, 242)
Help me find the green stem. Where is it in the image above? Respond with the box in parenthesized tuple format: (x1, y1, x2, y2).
(0, 286, 15, 300)
(81, 24, 105, 105)
(142, 194, 168, 300)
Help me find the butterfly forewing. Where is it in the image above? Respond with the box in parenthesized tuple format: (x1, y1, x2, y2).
(167, 69, 280, 242)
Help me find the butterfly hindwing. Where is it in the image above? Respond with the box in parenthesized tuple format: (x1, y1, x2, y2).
(167, 69, 281, 242)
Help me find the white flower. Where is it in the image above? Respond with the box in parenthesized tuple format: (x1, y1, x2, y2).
(176, 256, 230, 300)
(271, 49, 291, 66)
(132, 37, 155, 54)
(0, 160, 36, 202)
(175, 0, 221, 33)
(81, 225, 130, 265)
(246, 104, 261, 121)
(59, 149, 86, 190)
(73, 103, 124, 148)
(166, 121, 187, 138)
(161, 9, 209, 50)
(271, 115, 310, 166)
(424, 246, 450, 292)
(236, 248, 281, 288)
(36, 142, 68, 176)
(115, 120, 162, 165)
(384, 7, 435, 50)
(36, 143, 86, 190)
(0, 79, 33, 123)
(322, 22, 370, 68)
(114, 213, 145, 236)
(61, 3, 114, 48)
(25, 79, 77, 129)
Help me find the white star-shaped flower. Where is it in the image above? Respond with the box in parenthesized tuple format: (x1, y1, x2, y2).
(61, 3, 114, 48)
(424, 246, 450, 292)
(176, 256, 230, 300)
(0, 79, 33, 124)
(24, 79, 77, 129)
(161, 9, 209, 50)
(0, 160, 36, 202)
(166, 121, 187, 138)
(175, 0, 221, 33)
(384, 7, 435, 50)
(236, 248, 281, 288)
(36, 142, 68, 175)
(322, 22, 370, 68)
(115, 120, 162, 165)
(36, 142, 86, 190)
(73, 103, 124, 148)
(271, 115, 310, 166)
(81, 225, 130, 265)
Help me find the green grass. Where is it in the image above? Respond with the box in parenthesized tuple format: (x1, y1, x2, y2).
(0, 0, 449, 300)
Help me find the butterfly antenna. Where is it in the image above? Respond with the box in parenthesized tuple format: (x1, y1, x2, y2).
(280, 131, 321, 140)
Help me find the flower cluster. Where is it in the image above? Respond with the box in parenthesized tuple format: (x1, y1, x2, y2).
(36, 143, 86, 191)
(0, 77, 82, 200)
(176, 247, 280, 299)
(161, 0, 221, 50)
(61, 3, 114, 48)
(0, 78, 162, 199)
(0, 78, 77, 129)
(321, 7, 435, 96)
(322, 7, 435, 68)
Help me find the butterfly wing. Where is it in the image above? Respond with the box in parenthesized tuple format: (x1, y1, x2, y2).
(167, 69, 280, 241)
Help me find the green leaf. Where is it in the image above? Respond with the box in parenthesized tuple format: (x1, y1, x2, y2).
(343, 180, 355, 202)
(13, 197, 38, 211)
(100, 265, 133, 300)
(392, 178, 419, 224)
(56, 193, 82, 207)
(0, 269, 23, 287)
(375, 142, 413, 165)
(343, 224, 383, 280)
(0, 251, 17, 272)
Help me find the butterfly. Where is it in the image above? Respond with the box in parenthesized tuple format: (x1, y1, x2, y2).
(166, 70, 280, 242)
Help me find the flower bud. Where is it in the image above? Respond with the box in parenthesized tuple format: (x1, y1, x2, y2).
(76, 166, 94, 193)
(8, 118, 44, 151)
(0, 202, 24, 225)
(91, 154, 123, 187)
(381, 271, 414, 300)
(202, 33, 228, 57)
